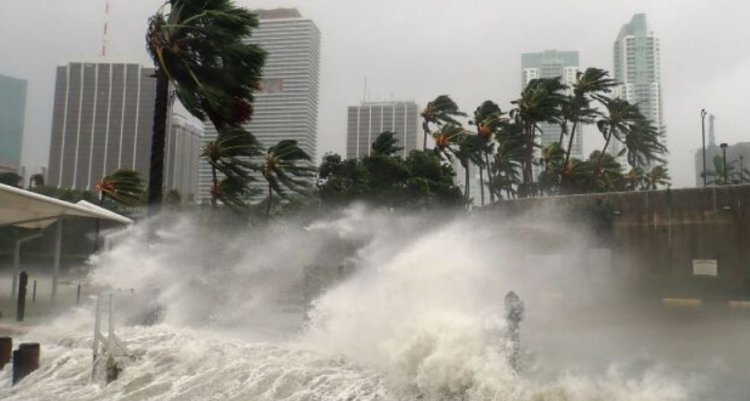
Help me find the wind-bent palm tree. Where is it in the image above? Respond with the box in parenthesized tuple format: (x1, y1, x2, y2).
(490, 122, 524, 199)
(472, 100, 505, 204)
(454, 134, 484, 200)
(644, 165, 671, 190)
(371, 131, 404, 156)
(624, 167, 647, 191)
(261, 140, 315, 220)
(146, 0, 266, 210)
(421, 95, 466, 150)
(431, 123, 467, 162)
(561, 68, 617, 166)
(201, 127, 263, 207)
(510, 77, 566, 197)
(622, 118, 667, 168)
(95, 169, 145, 206)
(594, 98, 642, 178)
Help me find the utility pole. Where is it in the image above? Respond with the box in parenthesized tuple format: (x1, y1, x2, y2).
(720, 143, 728, 184)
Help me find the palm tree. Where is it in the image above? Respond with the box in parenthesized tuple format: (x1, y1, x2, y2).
(644, 165, 671, 190)
(624, 167, 647, 191)
(371, 131, 404, 156)
(454, 134, 484, 200)
(490, 122, 524, 199)
(432, 123, 468, 162)
(201, 127, 262, 208)
(261, 140, 315, 220)
(594, 97, 642, 179)
(622, 118, 667, 168)
(561, 68, 617, 166)
(95, 169, 144, 206)
(421, 95, 466, 150)
(472, 100, 505, 204)
(146, 0, 266, 210)
(510, 77, 566, 197)
(94, 169, 144, 251)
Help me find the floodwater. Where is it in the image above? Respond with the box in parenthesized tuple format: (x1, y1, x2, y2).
(1, 205, 748, 400)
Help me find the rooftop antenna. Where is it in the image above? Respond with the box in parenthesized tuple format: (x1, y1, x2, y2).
(100, 0, 110, 57)
(709, 114, 716, 146)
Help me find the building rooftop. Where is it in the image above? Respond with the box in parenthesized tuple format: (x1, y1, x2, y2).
(253, 8, 302, 20)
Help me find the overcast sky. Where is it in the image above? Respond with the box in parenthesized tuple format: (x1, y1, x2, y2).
(1, 0, 748, 188)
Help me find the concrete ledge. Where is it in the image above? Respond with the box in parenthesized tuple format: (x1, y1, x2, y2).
(663, 298, 702, 307)
(728, 300, 750, 309)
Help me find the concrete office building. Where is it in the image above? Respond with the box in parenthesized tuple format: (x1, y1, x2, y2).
(198, 9, 321, 203)
(0, 74, 28, 173)
(47, 61, 201, 198)
(611, 13, 665, 162)
(521, 50, 583, 159)
(165, 113, 203, 201)
(346, 101, 419, 159)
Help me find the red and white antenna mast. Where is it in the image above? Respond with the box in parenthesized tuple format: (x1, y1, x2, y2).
(100, 0, 110, 57)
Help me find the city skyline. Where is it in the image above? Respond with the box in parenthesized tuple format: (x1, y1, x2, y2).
(0, 0, 748, 189)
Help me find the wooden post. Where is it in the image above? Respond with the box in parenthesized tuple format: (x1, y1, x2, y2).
(32, 280, 37, 304)
(12, 343, 40, 385)
(0, 337, 11, 369)
(16, 272, 28, 322)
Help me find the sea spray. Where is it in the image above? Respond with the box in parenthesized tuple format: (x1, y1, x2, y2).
(0, 206, 696, 400)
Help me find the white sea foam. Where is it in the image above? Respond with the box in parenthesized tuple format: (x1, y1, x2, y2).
(0, 206, 697, 400)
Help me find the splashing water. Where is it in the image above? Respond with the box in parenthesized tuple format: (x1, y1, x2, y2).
(0, 205, 712, 400)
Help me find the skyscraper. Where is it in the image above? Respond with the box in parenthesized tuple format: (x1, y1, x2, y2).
(521, 50, 583, 159)
(0, 74, 28, 173)
(346, 101, 419, 159)
(47, 61, 201, 197)
(198, 8, 321, 203)
(165, 112, 202, 201)
(612, 14, 664, 160)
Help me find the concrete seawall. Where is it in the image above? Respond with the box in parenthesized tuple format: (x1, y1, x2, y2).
(485, 185, 750, 300)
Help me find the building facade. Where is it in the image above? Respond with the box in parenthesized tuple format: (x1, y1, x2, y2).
(612, 14, 664, 161)
(0, 74, 28, 173)
(165, 113, 202, 201)
(521, 50, 583, 159)
(346, 101, 419, 159)
(46, 61, 201, 198)
(198, 8, 321, 204)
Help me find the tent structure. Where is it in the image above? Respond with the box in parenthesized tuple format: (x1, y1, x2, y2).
(0, 183, 133, 301)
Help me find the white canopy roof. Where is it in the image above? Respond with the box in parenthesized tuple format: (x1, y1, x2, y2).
(0, 183, 134, 229)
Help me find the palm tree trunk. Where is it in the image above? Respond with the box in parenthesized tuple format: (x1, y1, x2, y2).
(485, 152, 495, 203)
(464, 161, 470, 200)
(148, 67, 169, 215)
(266, 182, 273, 221)
(522, 121, 535, 197)
(422, 122, 430, 151)
(595, 131, 613, 181)
(210, 165, 218, 208)
(563, 120, 579, 166)
(479, 164, 485, 206)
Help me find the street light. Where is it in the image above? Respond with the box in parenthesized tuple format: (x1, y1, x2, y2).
(701, 109, 708, 187)
(720, 143, 728, 185)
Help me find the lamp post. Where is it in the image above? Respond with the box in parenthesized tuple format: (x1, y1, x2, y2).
(720, 143, 728, 185)
(701, 109, 708, 187)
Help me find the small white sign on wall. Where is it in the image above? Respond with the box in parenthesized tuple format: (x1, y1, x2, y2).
(693, 259, 718, 276)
